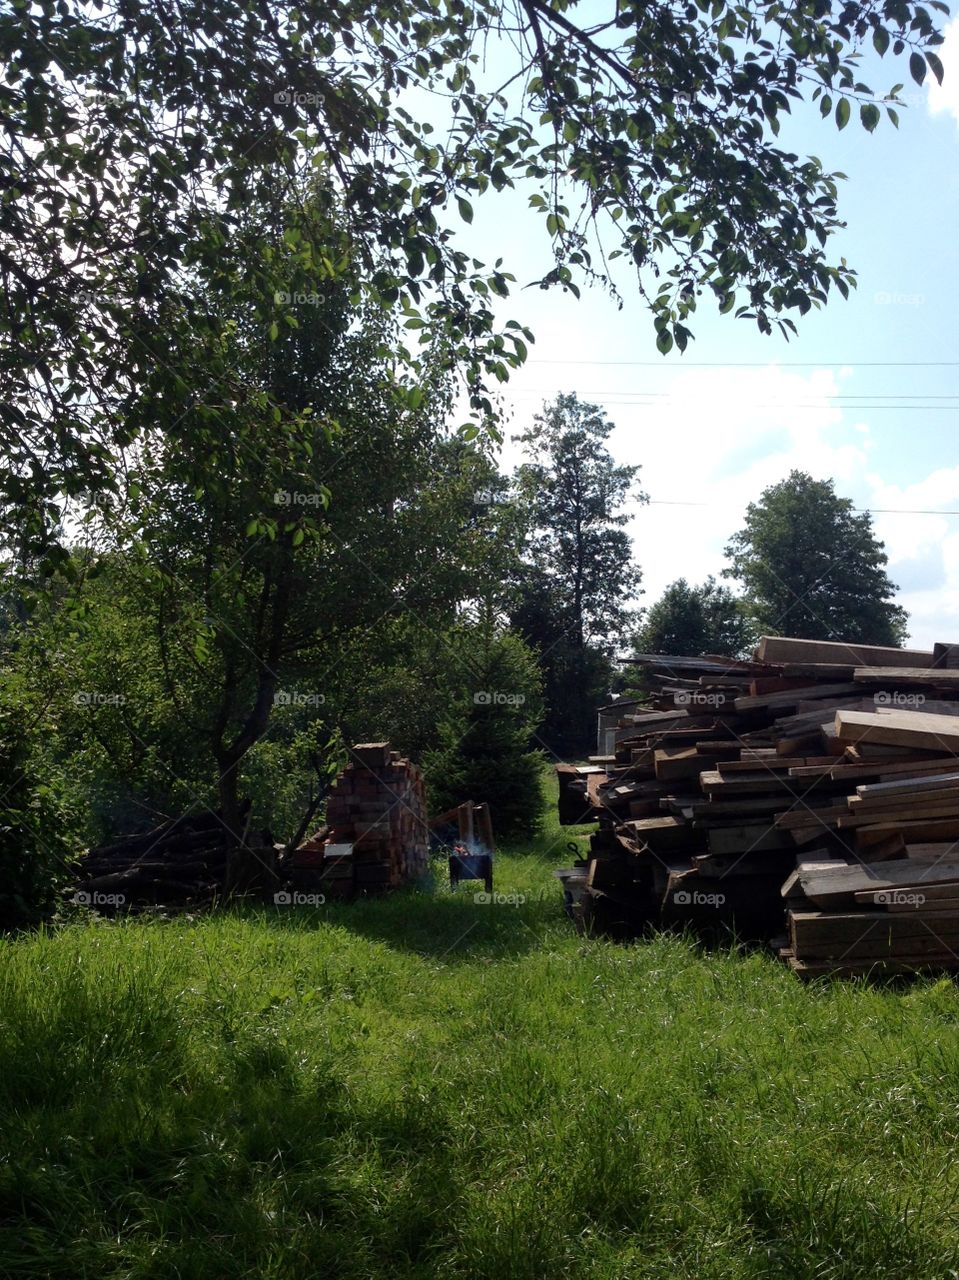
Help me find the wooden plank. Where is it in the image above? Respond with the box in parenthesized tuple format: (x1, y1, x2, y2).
(837, 801, 959, 829)
(774, 803, 855, 830)
(829, 757, 959, 781)
(905, 843, 959, 861)
(933, 642, 959, 670)
(779, 662, 857, 679)
(793, 860, 959, 907)
(791, 931, 959, 962)
(839, 798, 959, 829)
(854, 666, 959, 686)
(855, 771, 959, 799)
(790, 908, 959, 942)
(734, 683, 861, 714)
(700, 769, 837, 796)
(691, 796, 801, 819)
(620, 816, 696, 854)
(853, 883, 959, 908)
(718, 757, 813, 774)
(849, 785, 959, 811)
(853, 818, 959, 845)
(835, 709, 959, 753)
(788, 952, 959, 976)
(756, 636, 935, 668)
(707, 824, 798, 856)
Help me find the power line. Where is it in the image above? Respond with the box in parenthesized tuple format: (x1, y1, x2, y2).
(527, 359, 959, 367)
(643, 501, 959, 516)
(508, 400, 959, 410)
(512, 393, 959, 401)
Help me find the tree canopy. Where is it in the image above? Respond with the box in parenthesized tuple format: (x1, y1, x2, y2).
(636, 576, 752, 657)
(2, 0, 947, 560)
(723, 469, 909, 645)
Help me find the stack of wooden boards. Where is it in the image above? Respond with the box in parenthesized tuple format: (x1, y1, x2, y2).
(557, 634, 959, 976)
(288, 742, 430, 897)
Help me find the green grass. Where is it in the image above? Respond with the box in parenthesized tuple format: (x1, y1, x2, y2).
(4, 777, 959, 1278)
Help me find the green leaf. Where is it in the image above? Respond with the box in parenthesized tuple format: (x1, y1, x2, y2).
(927, 51, 945, 85)
(457, 196, 473, 224)
(835, 98, 850, 129)
(656, 329, 673, 355)
(910, 51, 926, 85)
(860, 103, 880, 132)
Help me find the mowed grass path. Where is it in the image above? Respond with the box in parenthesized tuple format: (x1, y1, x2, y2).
(4, 779, 959, 1278)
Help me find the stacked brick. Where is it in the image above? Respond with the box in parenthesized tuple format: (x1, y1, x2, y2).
(290, 743, 430, 898)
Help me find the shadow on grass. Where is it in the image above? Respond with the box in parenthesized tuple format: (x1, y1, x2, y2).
(0, 1026, 465, 1280)
(242, 883, 563, 965)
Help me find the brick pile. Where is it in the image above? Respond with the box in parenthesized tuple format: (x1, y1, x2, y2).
(290, 742, 430, 897)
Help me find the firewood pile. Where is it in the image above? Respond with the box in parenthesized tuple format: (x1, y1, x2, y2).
(558, 634, 959, 976)
(72, 809, 250, 908)
(72, 743, 431, 909)
(287, 742, 430, 898)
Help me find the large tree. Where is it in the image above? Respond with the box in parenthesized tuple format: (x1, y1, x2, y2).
(1, 0, 946, 564)
(635, 576, 752, 658)
(513, 392, 644, 755)
(723, 470, 909, 645)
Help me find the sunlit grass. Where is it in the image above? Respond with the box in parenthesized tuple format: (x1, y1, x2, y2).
(3, 775, 959, 1277)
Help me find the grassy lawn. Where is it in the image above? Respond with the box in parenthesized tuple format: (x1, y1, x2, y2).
(4, 776, 959, 1278)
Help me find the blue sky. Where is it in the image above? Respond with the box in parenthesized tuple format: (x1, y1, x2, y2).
(450, 17, 959, 648)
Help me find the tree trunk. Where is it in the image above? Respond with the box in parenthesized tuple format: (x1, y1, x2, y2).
(218, 760, 260, 894)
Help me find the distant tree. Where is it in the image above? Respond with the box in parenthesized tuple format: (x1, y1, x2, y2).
(423, 627, 544, 841)
(723, 471, 909, 646)
(512, 393, 645, 756)
(636, 577, 751, 658)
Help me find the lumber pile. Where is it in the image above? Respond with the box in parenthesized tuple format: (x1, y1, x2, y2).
(557, 634, 959, 975)
(287, 743, 430, 897)
(72, 808, 256, 907)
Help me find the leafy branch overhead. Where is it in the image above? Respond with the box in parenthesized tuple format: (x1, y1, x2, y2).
(0, 0, 947, 537)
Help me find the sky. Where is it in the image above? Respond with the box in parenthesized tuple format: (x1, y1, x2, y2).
(448, 15, 959, 649)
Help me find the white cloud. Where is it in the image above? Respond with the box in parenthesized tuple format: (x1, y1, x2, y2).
(496, 361, 956, 649)
(500, 364, 870, 624)
(928, 16, 959, 125)
(867, 467, 959, 647)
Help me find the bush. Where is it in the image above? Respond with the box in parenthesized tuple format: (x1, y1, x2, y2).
(0, 696, 76, 929)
